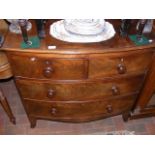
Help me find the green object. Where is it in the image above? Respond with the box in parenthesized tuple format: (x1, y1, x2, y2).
(20, 36, 40, 49)
(129, 34, 149, 46)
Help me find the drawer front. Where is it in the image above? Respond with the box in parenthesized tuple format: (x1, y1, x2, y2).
(16, 75, 143, 101)
(24, 94, 137, 122)
(89, 50, 153, 78)
(8, 54, 88, 80)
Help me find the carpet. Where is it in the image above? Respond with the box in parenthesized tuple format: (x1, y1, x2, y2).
(92, 130, 135, 135)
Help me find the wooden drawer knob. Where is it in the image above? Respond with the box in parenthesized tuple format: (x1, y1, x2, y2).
(106, 105, 113, 113)
(43, 66, 53, 78)
(45, 60, 51, 65)
(51, 107, 57, 115)
(47, 89, 55, 98)
(111, 86, 120, 95)
(117, 63, 126, 74)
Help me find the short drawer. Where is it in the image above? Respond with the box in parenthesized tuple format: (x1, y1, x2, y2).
(89, 49, 153, 78)
(16, 75, 143, 101)
(24, 94, 137, 122)
(8, 54, 88, 80)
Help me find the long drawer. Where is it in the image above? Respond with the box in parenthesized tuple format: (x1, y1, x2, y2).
(7, 49, 153, 81)
(89, 49, 153, 78)
(24, 94, 137, 122)
(16, 75, 143, 101)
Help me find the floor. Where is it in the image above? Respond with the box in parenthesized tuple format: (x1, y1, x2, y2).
(0, 79, 155, 135)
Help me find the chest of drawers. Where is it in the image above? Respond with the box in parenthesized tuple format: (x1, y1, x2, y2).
(2, 20, 155, 128)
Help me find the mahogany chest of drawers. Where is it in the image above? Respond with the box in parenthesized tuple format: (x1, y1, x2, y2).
(2, 20, 155, 128)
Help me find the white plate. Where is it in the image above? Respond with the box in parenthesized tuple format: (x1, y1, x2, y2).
(64, 19, 105, 35)
(50, 20, 116, 43)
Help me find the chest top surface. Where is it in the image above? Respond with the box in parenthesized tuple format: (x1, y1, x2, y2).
(2, 19, 155, 54)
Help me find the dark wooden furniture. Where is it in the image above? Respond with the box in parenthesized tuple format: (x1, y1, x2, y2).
(0, 20, 16, 125)
(0, 45, 15, 125)
(0, 88, 16, 124)
(128, 21, 155, 119)
(2, 20, 155, 128)
(130, 54, 155, 119)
